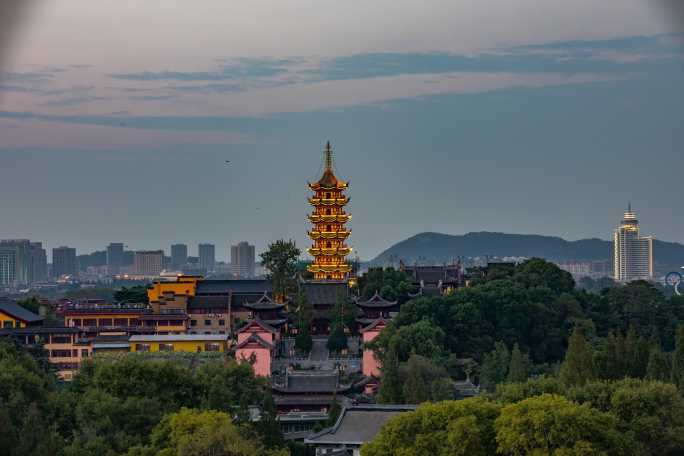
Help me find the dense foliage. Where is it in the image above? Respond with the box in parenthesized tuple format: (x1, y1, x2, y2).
(260, 239, 301, 298)
(370, 259, 684, 403)
(0, 348, 290, 456)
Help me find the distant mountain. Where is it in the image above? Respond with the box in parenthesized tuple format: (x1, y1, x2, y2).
(369, 232, 684, 270)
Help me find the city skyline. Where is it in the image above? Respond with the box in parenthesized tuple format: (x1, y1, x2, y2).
(1, 1, 683, 261)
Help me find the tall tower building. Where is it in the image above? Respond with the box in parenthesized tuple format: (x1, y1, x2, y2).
(306, 142, 352, 281)
(30, 242, 47, 283)
(171, 244, 188, 270)
(107, 242, 124, 275)
(613, 205, 653, 283)
(0, 240, 31, 286)
(52, 246, 77, 277)
(231, 242, 255, 278)
(199, 243, 216, 273)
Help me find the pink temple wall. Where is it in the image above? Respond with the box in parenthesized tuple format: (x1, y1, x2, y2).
(236, 347, 271, 377)
(362, 329, 382, 378)
(237, 327, 275, 345)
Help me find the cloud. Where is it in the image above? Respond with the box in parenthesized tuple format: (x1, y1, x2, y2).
(40, 95, 108, 107)
(109, 57, 297, 81)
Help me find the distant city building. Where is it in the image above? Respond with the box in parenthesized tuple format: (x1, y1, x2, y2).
(198, 243, 216, 273)
(107, 243, 124, 275)
(171, 244, 188, 270)
(613, 205, 653, 283)
(30, 242, 48, 283)
(231, 241, 256, 278)
(133, 250, 164, 276)
(0, 239, 32, 287)
(52, 246, 77, 278)
(557, 260, 612, 280)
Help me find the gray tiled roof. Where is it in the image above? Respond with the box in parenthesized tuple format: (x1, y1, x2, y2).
(303, 281, 348, 306)
(274, 369, 347, 394)
(187, 295, 230, 310)
(195, 279, 272, 295)
(0, 298, 43, 323)
(305, 405, 417, 446)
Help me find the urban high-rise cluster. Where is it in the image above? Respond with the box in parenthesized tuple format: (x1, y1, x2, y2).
(231, 241, 256, 278)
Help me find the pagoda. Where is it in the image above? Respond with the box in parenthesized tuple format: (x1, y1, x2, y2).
(307, 142, 352, 281)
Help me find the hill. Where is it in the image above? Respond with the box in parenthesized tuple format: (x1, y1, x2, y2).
(369, 232, 684, 270)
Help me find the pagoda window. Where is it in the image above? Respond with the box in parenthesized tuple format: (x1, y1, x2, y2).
(326, 241, 332, 248)
(325, 192, 331, 198)
(326, 208, 331, 215)
(326, 224, 332, 232)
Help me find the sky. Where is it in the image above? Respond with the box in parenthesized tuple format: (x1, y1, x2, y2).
(0, 0, 683, 262)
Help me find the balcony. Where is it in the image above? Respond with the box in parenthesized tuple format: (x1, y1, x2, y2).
(307, 214, 351, 223)
(308, 196, 349, 206)
(307, 263, 352, 273)
(307, 247, 352, 256)
(307, 230, 351, 240)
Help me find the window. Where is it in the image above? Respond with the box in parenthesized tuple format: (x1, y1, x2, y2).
(3, 321, 12, 328)
(98, 318, 113, 327)
(190, 319, 197, 327)
(83, 319, 96, 326)
(205, 343, 221, 352)
(50, 350, 71, 358)
(204, 319, 211, 326)
(135, 343, 151, 352)
(81, 349, 89, 358)
(218, 319, 225, 326)
(72, 349, 78, 357)
(169, 320, 183, 326)
(114, 318, 127, 326)
(71, 318, 82, 326)
(158, 343, 174, 352)
(51, 335, 70, 344)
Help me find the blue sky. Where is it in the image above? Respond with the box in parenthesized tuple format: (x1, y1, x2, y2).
(0, 1, 683, 261)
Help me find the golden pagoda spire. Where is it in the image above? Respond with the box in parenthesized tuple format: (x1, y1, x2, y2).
(324, 141, 333, 172)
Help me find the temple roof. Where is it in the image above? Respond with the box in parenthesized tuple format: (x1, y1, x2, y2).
(236, 318, 278, 334)
(243, 292, 285, 310)
(308, 142, 348, 190)
(187, 295, 230, 310)
(355, 291, 398, 308)
(235, 333, 273, 350)
(359, 318, 389, 333)
(302, 281, 349, 306)
(305, 405, 417, 446)
(403, 264, 461, 284)
(0, 298, 43, 323)
(273, 369, 349, 394)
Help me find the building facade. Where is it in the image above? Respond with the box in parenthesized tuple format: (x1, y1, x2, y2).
(613, 206, 654, 283)
(198, 243, 216, 272)
(52, 246, 77, 278)
(0, 239, 32, 287)
(106, 242, 124, 275)
(30, 242, 48, 283)
(133, 250, 164, 276)
(171, 244, 188, 270)
(231, 241, 255, 278)
(307, 142, 352, 281)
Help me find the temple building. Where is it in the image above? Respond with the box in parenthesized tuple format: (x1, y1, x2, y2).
(401, 262, 464, 296)
(307, 142, 352, 281)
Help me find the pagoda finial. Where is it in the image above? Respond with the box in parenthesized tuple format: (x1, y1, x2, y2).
(628, 202, 632, 213)
(324, 141, 333, 172)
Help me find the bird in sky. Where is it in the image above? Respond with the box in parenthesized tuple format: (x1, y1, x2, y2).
(225, 160, 231, 164)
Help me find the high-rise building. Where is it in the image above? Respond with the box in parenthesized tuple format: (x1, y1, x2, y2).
(613, 205, 653, 283)
(199, 243, 216, 273)
(0, 248, 17, 287)
(0, 239, 32, 286)
(30, 242, 47, 283)
(133, 250, 164, 276)
(306, 142, 352, 281)
(171, 244, 188, 270)
(107, 243, 124, 275)
(52, 246, 77, 277)
(231, 241, 255, 278)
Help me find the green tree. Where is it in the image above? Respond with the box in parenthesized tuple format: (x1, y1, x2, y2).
(513, 258, 575, 294)
(362, 398, 501, 456)
(377, 341, 402, 404)
(646, 345, 671, 381)
(326, 319, 348, 354)
(480, 342, 510, 391)
(559, 326, 596, 387)
(293, 292, 313, 355)
(358, 267, 412, 303)
(133, 408, 288, 456)
(506, 343, 530, 383)
(114, 285, 150, 304)
(495, 394, 622, 455)
(672, 323, 684, 393)
(260, 239, 301, 298)
(399, 355, 452, 404)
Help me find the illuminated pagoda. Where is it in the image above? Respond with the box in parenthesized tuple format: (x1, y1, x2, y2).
(307, 142, 352, 281)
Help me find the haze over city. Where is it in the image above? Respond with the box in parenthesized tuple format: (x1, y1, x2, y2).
(1, 0, 683, 261)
